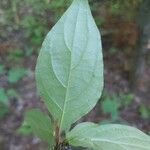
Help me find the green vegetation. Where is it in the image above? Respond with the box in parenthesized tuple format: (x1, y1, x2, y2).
(0, 65, 5, 75)
(109, 0, 143, 19)
(6, 48, 24, 62)
(0, 103, 9, 119)
(101, 94, 121, 121)
(0, 87, 19, 119)
(0, 66, 24, 119)
(7, 89, 19, 98)
(0, 88, 8, 105)
(8, 67, 27, 83)
(100, 92, 134, 124)
(22, 0, 150, 150)
(139, 105, 150, 119)
(0, 0, 149, 149)
(17, 121, 32, 136)
(0, 87, 20, 119)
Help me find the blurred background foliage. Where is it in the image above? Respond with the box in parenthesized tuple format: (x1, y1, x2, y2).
(0, 0, 150, 149)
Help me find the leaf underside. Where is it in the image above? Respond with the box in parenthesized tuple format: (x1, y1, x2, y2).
(36, 0, 103, 132)
(66, 122, 150, 150)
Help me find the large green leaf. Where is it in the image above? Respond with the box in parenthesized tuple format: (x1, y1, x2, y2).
(67, 122, 150, 150)
(24, 109, 54, 145)
(36, 0, 103, 132)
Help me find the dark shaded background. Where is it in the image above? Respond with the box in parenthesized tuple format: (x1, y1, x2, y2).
(0, 0, 150, 149)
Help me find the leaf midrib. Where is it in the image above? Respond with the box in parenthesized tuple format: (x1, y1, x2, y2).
(59, 1, 82, 132)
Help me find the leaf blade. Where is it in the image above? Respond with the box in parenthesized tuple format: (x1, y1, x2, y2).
(66, 122, 150, 150)
(24, 109, 54, 145)
(36, 0, 103, 132)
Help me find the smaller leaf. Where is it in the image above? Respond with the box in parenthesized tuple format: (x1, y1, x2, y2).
(120, 93, 134, 106)
(7, 89, 19, 98)
(17, 121, 32, 135)
(67, 122, 150, 150)
(24, 109, 54, 145)
(139, 105, 150, 119)
(8, 68, 27, 83)
(0, 65, 5, 75)
(7, 49, 24, 61)
(0, 88, 9, 104)
(101, 97, 120, 120)
(0, 103, 9, 119)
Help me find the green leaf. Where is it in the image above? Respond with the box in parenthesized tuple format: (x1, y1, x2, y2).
(0, 65, 5, 75)
(101, 97, 120, 120)
(0, 88, 8, 104)
(36, 0, 103, 132)
(120, 93, 134, 106)
(8, 68, 27, 83)
(7, 49, 24, 62)
(67, 122, 150, 150)
(24, 109, 54, 145)
(17, 121, 32, 135)
(0, 103, 9, 119)
(139, 105, 150, 119)
(7, 89, 19, 98)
